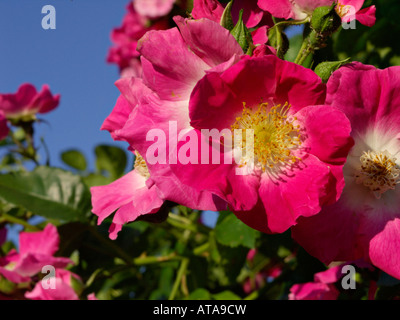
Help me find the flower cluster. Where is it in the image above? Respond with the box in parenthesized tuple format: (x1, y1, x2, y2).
(92, 0, 400, 287)
(0, 83, 60, 141)
(0, 224, 81, 300)
(2, 0, 400, 302)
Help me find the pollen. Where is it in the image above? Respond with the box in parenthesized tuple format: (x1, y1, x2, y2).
(335, 2, 351, 18)
(231, 102, 302, 172)
(355, 150, 400, 199)
(134, 152, 150, 179)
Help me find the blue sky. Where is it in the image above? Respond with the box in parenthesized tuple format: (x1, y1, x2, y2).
(0, 0, 132, 170)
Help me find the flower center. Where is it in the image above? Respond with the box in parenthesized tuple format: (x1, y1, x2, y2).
(335, 2, 351, 18)
(231, 102, 302, 172)
(355, 150, 400, 198)
(134, 152, 150, 179)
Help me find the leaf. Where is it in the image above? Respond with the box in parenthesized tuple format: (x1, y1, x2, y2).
(0, 166, 91, 222)
(83, 173, 112, 188)
(220, 0, 234, 31)
(61, 149, 87, 171)
(214, 212, 258, 249)
(314, 58, 351, 83)
(94, 145, 127, 180)
(267, 25, 289, 59)
(212, 290, 241, 300)
(230, 9, 253, 54)
(186, 288, 211, 300)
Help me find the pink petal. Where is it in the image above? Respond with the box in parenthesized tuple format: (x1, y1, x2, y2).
(169, 130, 260, 212)
(254, 153, 331, 233)
(327, 63, 400, 132)
(0, 83, 36, 115)
(291, 201, 364, 264)
(355, 6, 376, 27)
(0, 228, 6, 246)
(294, 105, 354, 165)
(138, 27, 210, 102)
(32, 85, 60, 114)
(100, 95, 133, 141)
(90, 170, 152, 224)
(173, 16, 243, 68)
(25, 277, 78, 300)
(13, 254, 73, 278)
(232, 0, 264, 28)
(133, 0, 175, 19)
(0, 111, 9, 141)
(191, 0, 224, 23)
(19, 224, 60, 258)
(369, 218, 400, 280)
(251, 26, 269, 45)
(313, 265, 344, 284)
(0, 267, 31, 283)
(289, 282, 339, 300)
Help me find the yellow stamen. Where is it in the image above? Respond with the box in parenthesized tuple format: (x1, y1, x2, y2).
(134, 152, 150, 179)
(335, 2, 351, 18)
(231, 102, 302, 172)
(355, 150, 400, 198)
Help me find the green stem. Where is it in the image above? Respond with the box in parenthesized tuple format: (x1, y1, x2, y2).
(193, 242, 210, 256)
(8, 130, 39, 166)
(293, 29, 316, 66)
(133, 253, 183, 266)
(167, 213, 210, 234)
(0, 212, 40, 231)
(169, 258, 189, 300)
(273, 17, 310, 28)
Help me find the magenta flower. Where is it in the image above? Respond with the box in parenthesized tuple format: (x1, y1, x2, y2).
(289, 265, 343, 300)
(292, 63, 400, 280)
(107, 3, 169, 76)
(0, 224, 72, 284)
(0, 83, 60, 121)
(92, 17, 243, 238)
(0, 111, 9, 141)
(90, 158, 165, 240)
(0, 228, 6, 246)
(133, 0, 176, 19)
(24, 269, 79, 300)
(258, 0, 376, 27)
(192, 0, 272, 28)
(169, 55, 354, 234)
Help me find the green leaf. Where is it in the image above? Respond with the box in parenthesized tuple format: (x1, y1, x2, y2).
(186, 288, 211, 300)
(314, 58, 351, 82)
(230, 9, 253, 54)
(61, 149, 87, 171)
(310, 3, 341, 35)
(212, 290, 241, 300)
(214, 212, 258, 249)
(95, 145, 127, 180)
(220, 0, 234, 31)
(0, 166, 91, 222)
(267, 25, 289, 59)
(83, 173, 112, 188)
